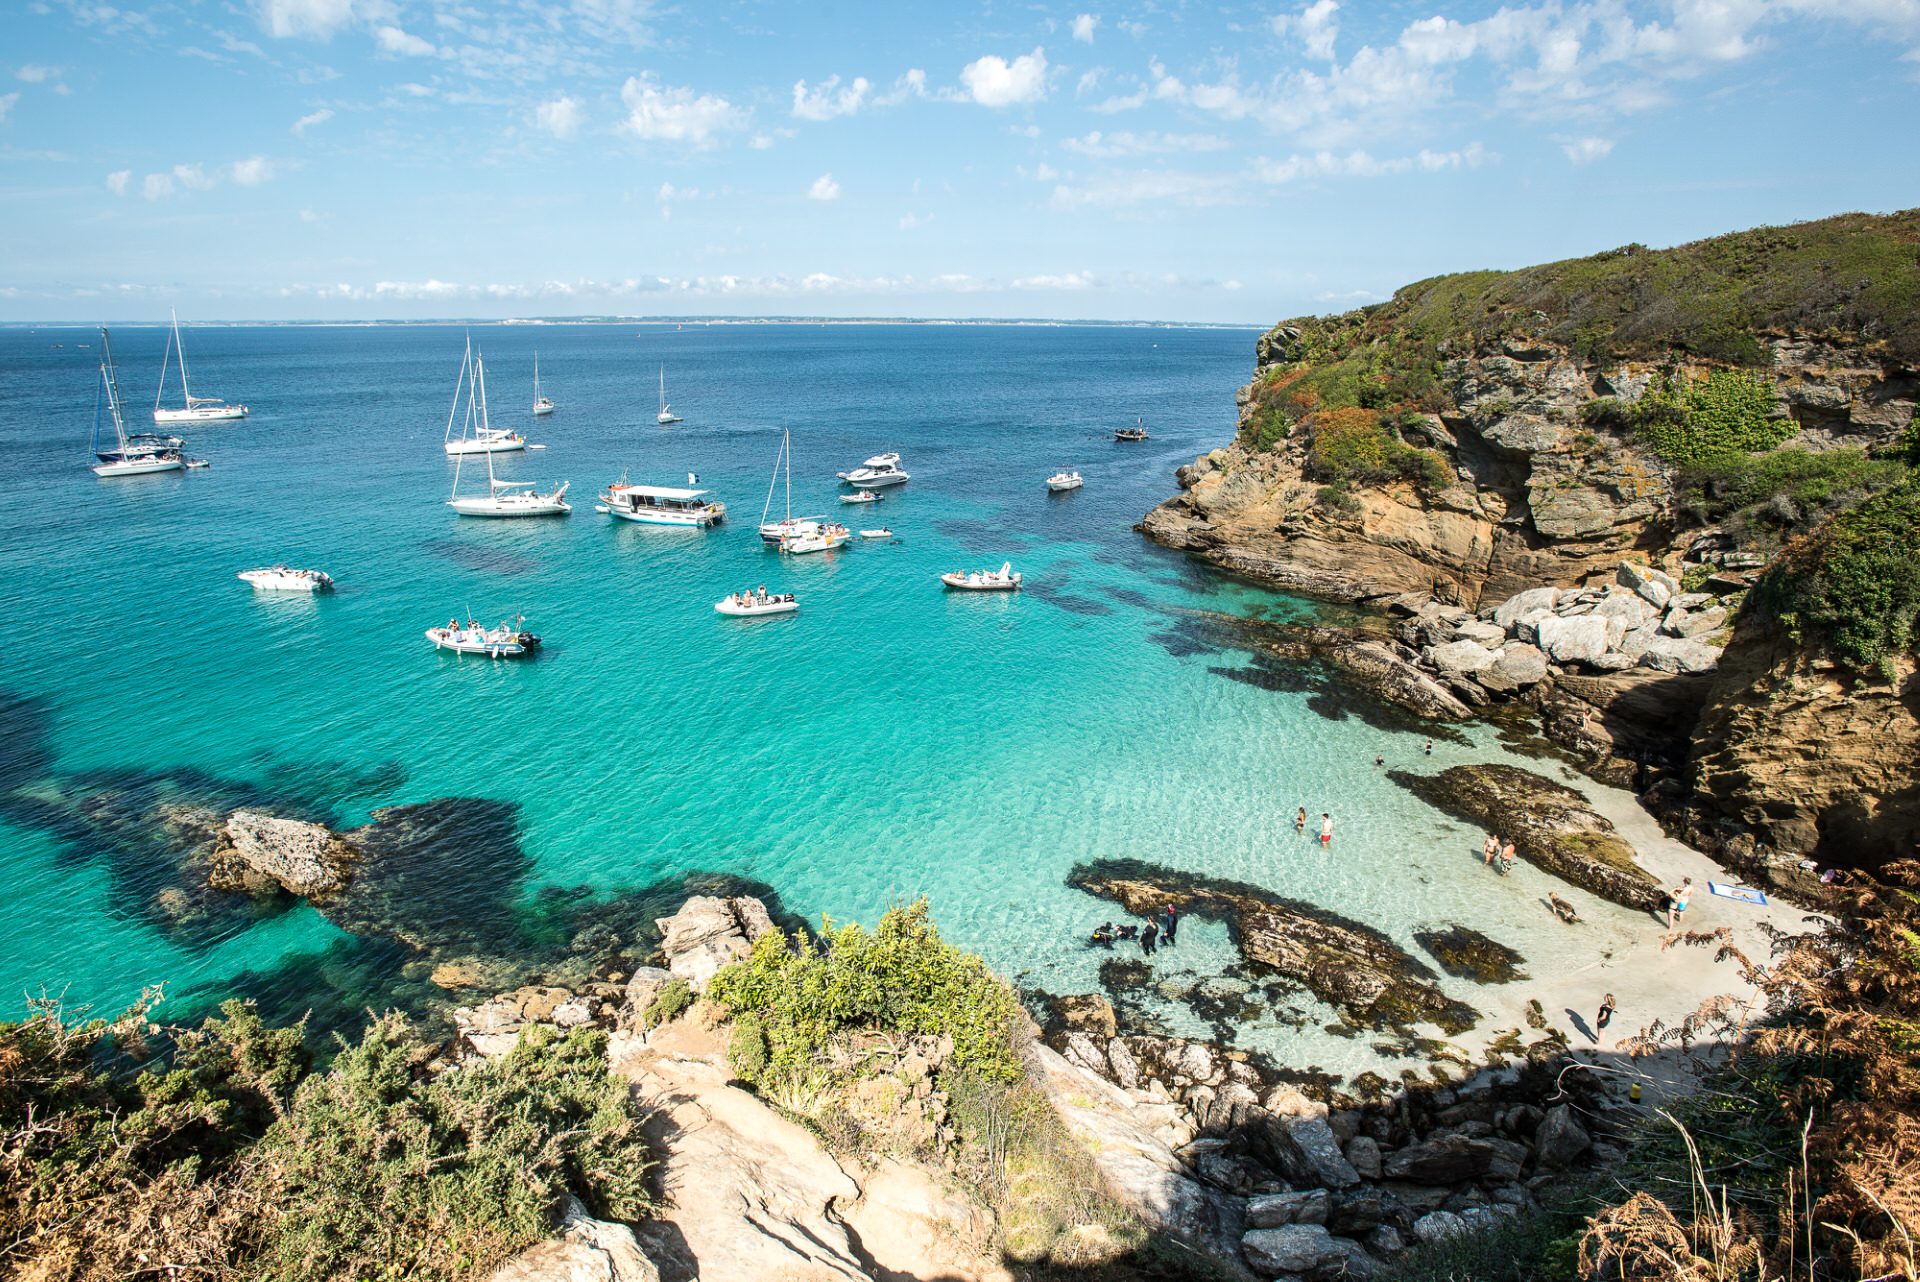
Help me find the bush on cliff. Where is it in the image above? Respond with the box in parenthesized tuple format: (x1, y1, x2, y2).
(0, 995, 651, 1281)
(1754, 476, 1920, 670)
(1304, 407, 1452, 494)
(1583, 369, 1794, 467)
(1675, 446, 1910, 543)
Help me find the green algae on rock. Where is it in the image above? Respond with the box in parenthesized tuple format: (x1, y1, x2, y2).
(1413, 925, 1529, 984)
(1390, 764, 1665, 912)
(1067, 857, 1478, 1035)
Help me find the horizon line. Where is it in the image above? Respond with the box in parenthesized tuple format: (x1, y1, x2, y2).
(0, 315, 1271, 330)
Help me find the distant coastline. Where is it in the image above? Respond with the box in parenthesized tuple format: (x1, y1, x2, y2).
(0, 315, 1268, 330)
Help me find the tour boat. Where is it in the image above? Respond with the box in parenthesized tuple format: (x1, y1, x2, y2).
(836, 451, 910, 487)
(425, 618, 541, 658)
(532, 353, 554, 416)
(780, 523, 850, 554)
(153, 309, 248, 424)
(715, 590, 799, 617)
(446, 341, 570, 517)
(238, 566, 334, 592)
(1114, 418, 1150, 441)
(1046, 470, 1084, 491)
(840, 489, 882, 504)
(941, 562, 1022, 591)
(859, 528, 893, 540)
(656, 366, 682, 424)
(601, 476, 725, 527)
(91, 329, 186, 477)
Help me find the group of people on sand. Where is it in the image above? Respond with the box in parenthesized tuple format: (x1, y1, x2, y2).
(1090, 904, 1180, 956)
(1293, 807, 1335, 844)
(1482, 832, 1517, 874)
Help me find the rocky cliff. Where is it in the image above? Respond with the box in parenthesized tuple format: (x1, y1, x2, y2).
(1142, 211, 1920, 875)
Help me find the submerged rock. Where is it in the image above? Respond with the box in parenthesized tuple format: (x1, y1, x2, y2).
(1068, 858, 1477, 1034)
(1390, 765, 1664, 912)
(1412, 926, 1528, 985)
(210, 810, 358, 898)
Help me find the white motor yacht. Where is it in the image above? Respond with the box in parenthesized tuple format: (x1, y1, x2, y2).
(941, 562, 1022, 591)
(1046, 470, 1084, 491)
(840, 489, 882, 504)
(425, 617, 541, 658)
(600, 476, 725, 526)
(836, 452, 910, 487)
(716, 589, 799, 617)
(781, 523, 850, 554)
(239, 566, 334, 592)
(446, 341, 570, 517)
(153, 309, 248, 424)
(91, 329, 187, 477)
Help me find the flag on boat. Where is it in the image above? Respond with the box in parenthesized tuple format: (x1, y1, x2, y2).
(687, 471, 699, 485)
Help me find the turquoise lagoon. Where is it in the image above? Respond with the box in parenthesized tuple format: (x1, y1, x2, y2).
(0, 322, 1616, 1076)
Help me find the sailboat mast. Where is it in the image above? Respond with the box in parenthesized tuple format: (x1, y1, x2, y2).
(154, 320, 172, 410)
(476, 353, 498, 491)
(785, 429, 791, 520)
(171, 309, 193, 405)
(659, 364, 665, 414)
(445, 337, 472, 444)
(99, 328, 128, 448)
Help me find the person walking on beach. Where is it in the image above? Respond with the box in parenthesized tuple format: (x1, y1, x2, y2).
(1319, 813, 1334, 844)
(1140, 918, 1159, 955)
(1666, 877, 1693, 928)
(1162, 904, 1179, 946)
(1596, 993, 1616, 1033)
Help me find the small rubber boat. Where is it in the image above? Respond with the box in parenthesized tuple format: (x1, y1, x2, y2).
(859, 528, 892, 540)
(941, 562, 1021, 591)
(239, 566, 334, 592)
(425, 619, 540, 658)
(840, 489, 882, 504)
(1114, 418, 1149, 442)
(715, 590, 798, 617)
(1046, 470, 1083, 491)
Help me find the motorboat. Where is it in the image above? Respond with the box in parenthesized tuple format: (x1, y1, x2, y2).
(1046, 470, 1084, 491)
(858, 528, 893, 540)
(840, 489, 882, 504)
(532, 352, 555, 416)
(781, 523, 850, 554)
(426, 618, 541, 658)
(1114, 418, 1150, 441)
(601, 476, 725, 526)
(446, 340, 570, 517)
(836, 452, 910, 487)
(715, 589, 798, 617)
(941, 562, 1022, 591)
(656, 365, 682, 424)
(91, 329, 186, 477)
(239, 566, 333, 592)
(154, 308, 248, 423)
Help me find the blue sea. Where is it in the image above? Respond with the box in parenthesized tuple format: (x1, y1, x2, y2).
(0, 321, 1617, 1075)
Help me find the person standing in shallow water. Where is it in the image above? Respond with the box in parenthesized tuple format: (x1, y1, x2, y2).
(1161, 904, 1179, 946)
(1319, 813, 1334, 844)
(1140, 918, 1158, 955)
(1295, 806, 1307, 833)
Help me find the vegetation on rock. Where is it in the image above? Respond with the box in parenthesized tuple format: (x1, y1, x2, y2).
(1304, 406, 1453, 493)
(1583, 369, 1795, 467)
(0, 995, 650, 1281)
(1753, 476, 1920, 670)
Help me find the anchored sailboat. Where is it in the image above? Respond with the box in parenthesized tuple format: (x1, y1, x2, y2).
(447, 340, 569, 517)
(154, 308, 248, 424)
(532, 352, 554, 417)
(656, 365, 682, 424)
(93, 328, 186, 477)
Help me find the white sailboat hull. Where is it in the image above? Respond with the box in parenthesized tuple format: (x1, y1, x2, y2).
(93, 455, 184, 477)
(154, 404, 247, 424)
(446, 435, 526, 456)
(448, 494, 571, 517)
(532, 400, 555, 417)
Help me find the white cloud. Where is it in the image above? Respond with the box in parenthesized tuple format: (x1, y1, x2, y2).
(1072, 13, 1100, 43)
(960, 47, 1048, 107)
(536, 96, 582, 138)
(749, 133, 776, 149)
(899, 211, 934, 229)
(1274, 0, 1341, 60)
(1062, 129, 1230, 157)
(143, 172, 176, 200)
(0, 92, 17, 123)
(1562, 135, 1614, 163)
(619, 74, 749, 145)
(255, 0, 358, 40)
(1089, 87, 1147, 112)
(1013, 271, 1097, 290)
(16, 64, 61, 83)
(656, 180, 699, 218)
(792, 74, 871, 120)
(106, 169, 130, 196)
(808, 172, 841, 201)
(230, 155, 274, 185)
(873, 69, 928, 105)
(1255, 143, 1487, 183)
(374, 26, 436, 56)
(291, 107, 334, 134)
(1049, 169, 1239, 208)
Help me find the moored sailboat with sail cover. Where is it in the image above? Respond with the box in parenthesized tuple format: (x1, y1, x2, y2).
(153, 308, 248, 424)
(445, 339, 570, 517)
(93, 329, 186, 477)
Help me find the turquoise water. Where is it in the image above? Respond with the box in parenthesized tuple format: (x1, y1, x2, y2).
(0, 322, 1606, 1075)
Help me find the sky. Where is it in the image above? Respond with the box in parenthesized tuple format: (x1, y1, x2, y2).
(1, 0, 1918, 323)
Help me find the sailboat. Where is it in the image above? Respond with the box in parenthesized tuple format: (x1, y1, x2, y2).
(154, 308, 248, 424)
(443, 338, 526, 455)
(656, 365, 682, 424)
(532, 352, 554, 417)
(93, 329, 187, 477)
(447, 340, 570, 517)
(756, 428, 833, 546)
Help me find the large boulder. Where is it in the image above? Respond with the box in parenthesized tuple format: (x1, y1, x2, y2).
(618, 967, 677, 1032)
(1246, 1188, 1331, 1228)
(1426, 640, 1499, 679)
(1477, 644, 1549, 692)
(1618, 561, 1676, 609)
(490, 1198, 659, 1282)
(1492, 587, 1559, 630)
(1638, 636, 1721, 674)
(211, 811, 357, 898)
(1242, 1224, 1353, 1277)
(1412, 1210, 1470, 1245)
(1534, 1105, 1593, 1170)
(1266, 1115, 1363, 1190)
(1535, 615, 1611, 665)
(1382, 1133, 1527, 1184)
(655, 896, 776, 991)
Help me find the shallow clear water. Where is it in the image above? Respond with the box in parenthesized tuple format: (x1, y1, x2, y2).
(0, 322, 1626, 1077)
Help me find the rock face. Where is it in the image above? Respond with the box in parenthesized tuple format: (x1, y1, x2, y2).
(1254, 623, 1474, 720)
(1688, 616, 1920, 873)
(654, 896, 776, 991)
(210, 810, 357, 898)
(1068, 858, 1477, 1033)
(1391, 765, 1665, 912)
(490, 1198, 659, 1282)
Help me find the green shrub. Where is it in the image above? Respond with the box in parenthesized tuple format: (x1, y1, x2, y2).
(1242, 404, 1293, 452)
(1676, 447, 1909, 541)
(706, 900, 1025, 1093)
(1305, 408, 1451, 494)
(727, 1012, 771, 1083)
(645, 977, 692, 1025)
(1756, 477, 1920, 669)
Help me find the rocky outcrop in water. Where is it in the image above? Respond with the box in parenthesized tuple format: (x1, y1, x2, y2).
(1390, 765, 1665, 912)
(210, 810, 359, 898)
(654, 895, 776, 991)
(1068, 859, 1478, 1034)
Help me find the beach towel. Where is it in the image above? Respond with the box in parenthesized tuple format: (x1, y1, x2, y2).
(1708, 882, 1768, 906)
